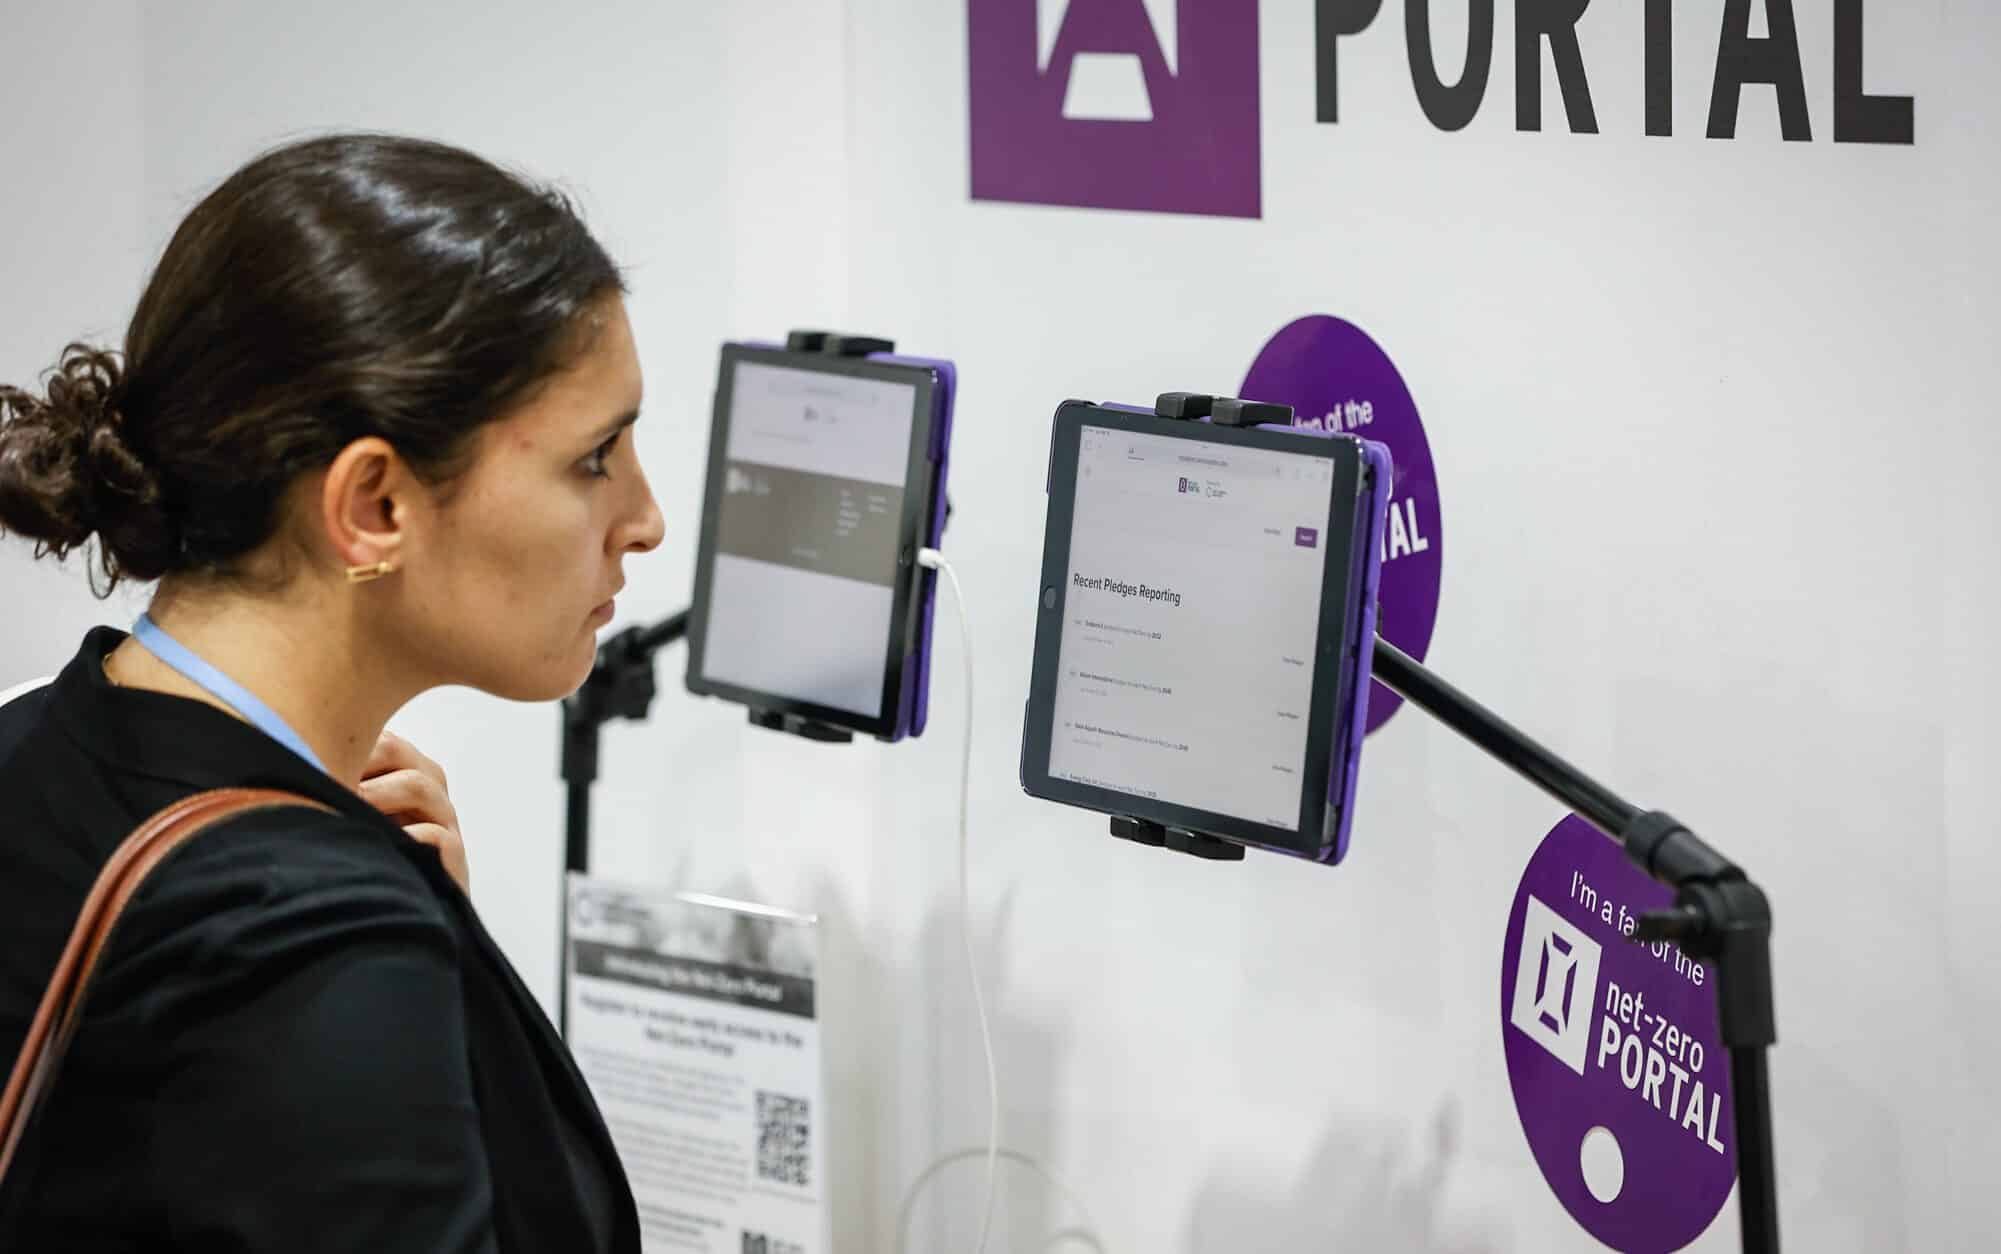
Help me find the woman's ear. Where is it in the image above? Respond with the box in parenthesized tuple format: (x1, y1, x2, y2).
(319, 437, 411, 574)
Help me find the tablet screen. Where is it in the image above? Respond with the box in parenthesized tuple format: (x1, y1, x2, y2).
(1047, 425, 1336, 830)
(697, 359, 918, 717)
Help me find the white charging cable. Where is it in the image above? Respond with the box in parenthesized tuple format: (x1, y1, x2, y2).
(916, 546, 1000, 1253)
(895, 1147, 1108, 1254)
(911, 548, 1110, 1254)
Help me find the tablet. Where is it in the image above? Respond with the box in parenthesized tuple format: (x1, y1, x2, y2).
(1019, 400, 1389, 863)
(684, 342, 955, 741)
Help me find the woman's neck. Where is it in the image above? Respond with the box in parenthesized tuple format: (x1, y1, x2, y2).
(105, 585, 418, 789)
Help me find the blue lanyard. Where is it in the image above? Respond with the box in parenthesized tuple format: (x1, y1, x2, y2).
(130, 613, 331, 777)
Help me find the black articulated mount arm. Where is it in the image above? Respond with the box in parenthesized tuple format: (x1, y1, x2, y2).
(562, 611, 690, 792)
(1370, 636, 1779, 1253)
(561, 610, 690, 881)
(556, 609, 689, 1035)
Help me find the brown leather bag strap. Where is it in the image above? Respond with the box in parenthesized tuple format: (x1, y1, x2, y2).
(0, 787, 333, 1184)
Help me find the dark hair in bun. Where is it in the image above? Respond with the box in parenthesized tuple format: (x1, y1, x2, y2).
(0, 345, 171, 587)
(0, 132, 623, 594)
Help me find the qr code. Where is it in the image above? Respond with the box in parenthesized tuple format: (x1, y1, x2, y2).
(741, 1232, 803, 1254)
(754, 1090, 811, 1187)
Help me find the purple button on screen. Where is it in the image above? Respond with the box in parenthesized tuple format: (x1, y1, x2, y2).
(1295, 527, 1318, 548)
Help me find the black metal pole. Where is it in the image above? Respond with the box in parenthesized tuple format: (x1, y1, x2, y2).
(1732, 1046, 1780, 1252)
(557, 777, 592, 1034)
(565, 780, 592, 874)
(1371, 636, 1779, 1254)
(555, 611, 692, 1037)
(1370, 637, 1639, 839)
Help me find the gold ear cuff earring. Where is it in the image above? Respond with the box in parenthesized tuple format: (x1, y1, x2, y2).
(344, 560, 398, 584)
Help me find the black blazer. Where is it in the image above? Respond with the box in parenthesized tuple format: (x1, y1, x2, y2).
(0, 629, 639, 1251)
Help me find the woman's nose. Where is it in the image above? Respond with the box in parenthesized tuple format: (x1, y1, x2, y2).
(624, 475, 666, 554)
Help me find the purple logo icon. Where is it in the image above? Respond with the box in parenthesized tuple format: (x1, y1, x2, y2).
(1177, 476, 1191, 493)
(1502, 817, 1736, 1252)
(968, 0, 1261, 218)
(1294, 526, 1318, 548)
(1243, 315, 1444, 736)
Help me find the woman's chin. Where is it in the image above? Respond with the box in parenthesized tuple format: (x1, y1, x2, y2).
(479, 644, 599, 704)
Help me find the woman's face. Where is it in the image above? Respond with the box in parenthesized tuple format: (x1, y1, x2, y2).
(396, 295, 664, 701)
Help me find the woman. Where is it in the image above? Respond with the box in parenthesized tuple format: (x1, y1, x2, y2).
(0, 133, 663, 1249)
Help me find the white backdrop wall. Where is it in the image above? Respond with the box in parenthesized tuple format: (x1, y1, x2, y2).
(0, 2, 150, 666)
(2, 2, 1995, 1251)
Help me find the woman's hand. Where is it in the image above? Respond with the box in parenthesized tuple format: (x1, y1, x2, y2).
(360, 730, 470, 894)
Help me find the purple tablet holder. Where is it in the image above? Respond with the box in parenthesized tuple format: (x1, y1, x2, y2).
(881, 350, 955, 742)
(1324, 434, 1390, 863)
(1074, 394, 1390, 865)
(738, 336, 955, 743)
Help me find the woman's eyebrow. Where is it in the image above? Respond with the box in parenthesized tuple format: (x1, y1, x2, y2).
(588, 409, 641, 442)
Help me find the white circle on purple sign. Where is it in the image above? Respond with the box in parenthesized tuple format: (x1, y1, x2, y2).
(1240, 315, 1442, 735)
(1581, 1126, 1625, 1203)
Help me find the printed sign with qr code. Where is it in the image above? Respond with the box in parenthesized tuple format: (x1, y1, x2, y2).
(566, 881, 826, 1251)
(755, 1091, 812, 1188)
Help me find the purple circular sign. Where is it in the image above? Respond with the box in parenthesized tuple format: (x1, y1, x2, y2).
(1502, 816, 1737, 1252)
(1240, 316, 1442, 734)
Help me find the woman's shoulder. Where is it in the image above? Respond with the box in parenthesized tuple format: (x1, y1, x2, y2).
(162, 797, 438, 885)
(0, 673, 54, 770)
(100, 802, 462, 1012)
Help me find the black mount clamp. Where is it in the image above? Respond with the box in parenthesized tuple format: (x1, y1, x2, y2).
(1153, 390, 1296, 428)
(1622, 809, 1777, 1062)
(1109, 815, 1245, 861)
(784, 328, 895, 357)
(745, 707, 855, 744)
(561, 611, 690, 835)
(1100, 392, 1298, 865)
